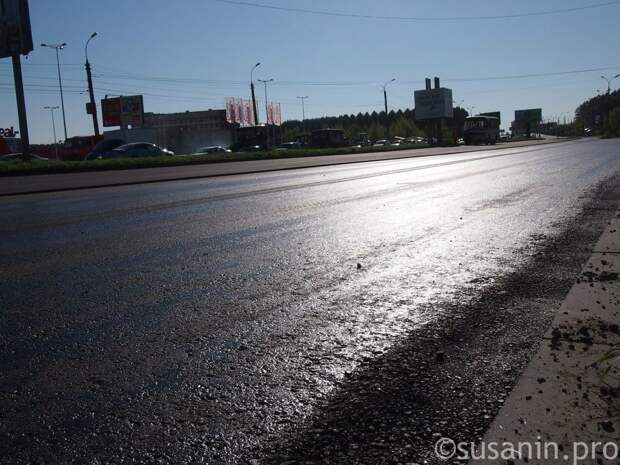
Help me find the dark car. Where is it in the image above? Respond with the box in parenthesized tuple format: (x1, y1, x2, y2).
(0, 153, 49, 162)
(193, 146, 231, 155)
(86, 139, 126, 160)
(276, 142, 303, 150)
(112, 143, 174, 158)
(235, 145, 263, 153)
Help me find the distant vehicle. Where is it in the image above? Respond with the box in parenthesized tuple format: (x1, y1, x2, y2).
(194, 146, 231, 155)
(373, 139, 389, 147)
(112, 143, 174, 158)
(277, 142, 303, 150)
(236, 145, 263, 153)
(463, 116, 500, 145)
(310, 129, 348, 148)
(86, 139, 126, 160)
(0, 136, 10, 156)
(404, 136, 426, 144)
(62, 135, 103, 161)
(353, 132, 371, 147)
(0, 153, 49, 162)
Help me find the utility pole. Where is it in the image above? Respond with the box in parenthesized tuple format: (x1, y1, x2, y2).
(250, 63, 260, 125)
(41, 42, 68, 141)
(383, 78, 395, 140)
(601, 74, 620, 95)
(44, 106, 60, 159)
(258, 78, 273, 149)
(85, 32, 100, 136)
(297, 96, 308, 136)
(12, 55, 30, 161)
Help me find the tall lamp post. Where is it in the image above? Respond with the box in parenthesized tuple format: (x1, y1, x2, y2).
(258, 78, 274, 149)
(382, 78, 395, 139)
(41, 42, 68, 141)
(601, 74, 620, 95)
(297, 96, 308, 136)
(250, 63, 261, 126)
(85, 32, 100, 136)
(44, 106, 60, 159)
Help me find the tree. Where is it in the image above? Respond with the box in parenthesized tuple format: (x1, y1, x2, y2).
(391, 117, 422, 138)
(609, 107, 620, 136)
(368, 122, 384, 142)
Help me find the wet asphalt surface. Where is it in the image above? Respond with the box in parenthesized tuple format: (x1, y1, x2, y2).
(1, 138, 620, 465)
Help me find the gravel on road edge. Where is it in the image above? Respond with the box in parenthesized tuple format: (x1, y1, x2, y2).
(257, 174, 620, 465)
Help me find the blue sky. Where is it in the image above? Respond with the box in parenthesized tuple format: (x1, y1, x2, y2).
(1, 0, 619, 143)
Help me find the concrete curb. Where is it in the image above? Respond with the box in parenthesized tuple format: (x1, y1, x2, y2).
(470, 211, 620, 464)
(0, 138, 571, 197)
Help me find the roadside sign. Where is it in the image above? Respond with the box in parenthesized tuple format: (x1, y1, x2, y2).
(414, 88, 454, 120)
(101, 95, 144, 127)
(0, 0, 33, 58)
(0, 126, 17, 137)
(515, 109, 542, 123)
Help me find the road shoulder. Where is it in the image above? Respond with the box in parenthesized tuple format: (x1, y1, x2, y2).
(471, 212, 620, 465)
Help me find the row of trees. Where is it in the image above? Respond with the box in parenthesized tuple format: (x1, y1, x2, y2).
(575, 89, 620, 136)
(281, 107, 469, 143)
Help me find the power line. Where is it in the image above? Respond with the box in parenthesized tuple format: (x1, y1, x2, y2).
(213, 0, 620, 21)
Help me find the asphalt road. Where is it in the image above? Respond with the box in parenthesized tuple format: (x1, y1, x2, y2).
(1, 138, 619, 464)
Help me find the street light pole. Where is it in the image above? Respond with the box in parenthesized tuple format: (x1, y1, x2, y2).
(601, 74, 620, 95)
(44, 106, 60, 159)
(41, 42, 68, 141)
(85, 32, 100, 137)
(297, 96, 308, 135)
(383, 78, 395, 140)
(250, 63, 260, 126)
(258, 78, 274, 149)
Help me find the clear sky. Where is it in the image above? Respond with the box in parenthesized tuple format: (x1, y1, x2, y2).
(1, 0, 619, 143)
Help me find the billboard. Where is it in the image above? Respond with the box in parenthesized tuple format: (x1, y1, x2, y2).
(226, 98, 256, 127)
(267, 102, 282, 126)
(0, 126, 17, 137)
(0, 0, 33, 58)
(101, 95, 144, 127)
(414, 88, 453, 120)
(226, 98, 281, 127)
(515, 109, 542, 123)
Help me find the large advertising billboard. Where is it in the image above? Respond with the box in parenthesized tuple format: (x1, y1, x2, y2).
(0, 0, 33, 58)
(226, 98, 256, 127)
(515, 109, 542, 123)
(226, 98, 280, 127)
(101, 96, 144, 127)
(414, 88, 454, 120)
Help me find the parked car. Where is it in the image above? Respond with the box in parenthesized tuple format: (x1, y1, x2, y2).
(0, 153, 49, 162)
(235, 145, 263, 153)
(86, 138, 126, 160)
(112, 143, 174, 158)
(276, 142, 303, 151)
(193, 146, 231, 155)
(373, 140, 389, 147)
